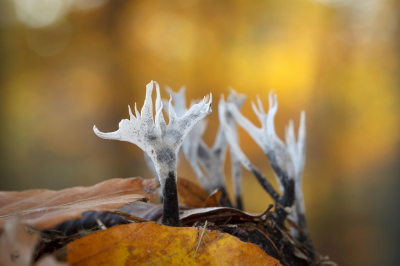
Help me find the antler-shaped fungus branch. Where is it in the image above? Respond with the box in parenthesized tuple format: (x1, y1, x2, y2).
(94, 81, 212, 226)
(219, 96, 280, 202)
(166, 88, 245, 208)
(169, 89, 227, 195)
(285, 112, 311, 245)
(225, 89, 246, 209)
(161, 86, 212, 192)
(222, 90, 311, 247)
(225, 91, 295, 193)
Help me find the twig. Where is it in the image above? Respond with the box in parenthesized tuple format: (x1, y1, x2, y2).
(95, 218, 107, 230)
(222, 216, 232, 225)
(193, 221, 210, 258)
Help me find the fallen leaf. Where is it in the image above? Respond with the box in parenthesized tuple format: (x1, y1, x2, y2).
(203, 189, 223, 207)
(35, 256, 69, 266)
(56, 221, 282, 266)
(119, 201, 164, 221)
(180, 206, 274, 226)
(177, 178, 209, 207)
(0, 216, 39, 266)
(0, 216, 68, 266)
(0, 178, 159, 229)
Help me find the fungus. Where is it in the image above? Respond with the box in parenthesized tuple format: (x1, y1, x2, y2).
(285, 111, 309, 243)
(218, 96, 280, 204)
(161, 86, 212, 192)
(164, 87, 246, 209)
(224, 91, 295, 193)
(93, 81, 212, 226)
(225, 89, 246, 210)
(220, 91, 311, 247)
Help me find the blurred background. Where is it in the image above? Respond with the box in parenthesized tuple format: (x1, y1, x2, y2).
(0, 0, 399, 265)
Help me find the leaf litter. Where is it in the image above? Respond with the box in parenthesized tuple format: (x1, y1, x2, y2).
(0, 177, 159, 229)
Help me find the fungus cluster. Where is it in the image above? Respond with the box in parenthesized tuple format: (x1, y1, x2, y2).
(93, 80, 312, 249)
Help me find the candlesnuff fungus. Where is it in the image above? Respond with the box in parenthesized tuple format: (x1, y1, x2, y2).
(225, 92, 294, 193)
(285, 112, 309, 243)
(193, 89, 246, 209)
(159, 86, 212, 192)
(163, 87, 246, 209)
(93, 81, 212, 226)
(218, 96, 281, 205)
(225, 89, 246, 210)
(220, 91, 312, 248)
(143, 86, 210, 191)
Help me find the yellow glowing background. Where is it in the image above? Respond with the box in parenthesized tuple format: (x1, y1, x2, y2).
(0, 0, 399, 265)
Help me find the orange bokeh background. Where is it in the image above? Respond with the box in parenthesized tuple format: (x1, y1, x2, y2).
(0, 1, 399, 265)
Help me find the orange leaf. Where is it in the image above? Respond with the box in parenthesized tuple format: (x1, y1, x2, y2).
(177, 178, 209, 207)
(0, 177, 159, 229)
(58, 222, 282, 266)
(203, 189, 223, 208)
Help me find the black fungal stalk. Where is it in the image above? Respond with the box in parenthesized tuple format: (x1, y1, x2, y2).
(161, 171, 180, 226)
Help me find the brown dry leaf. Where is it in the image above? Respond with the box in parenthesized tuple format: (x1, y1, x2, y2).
(203, 189, 223, 208)
(35, 256, 69, 266)
(0, 216, 68, 266)
(177, 178, 208, 207)
(56, 221, 282, 266)
(0, 216, 39, 266)
(180, 206, 273, 226)
(0, 178, 159, 229)
(119, 201, 164, 221)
